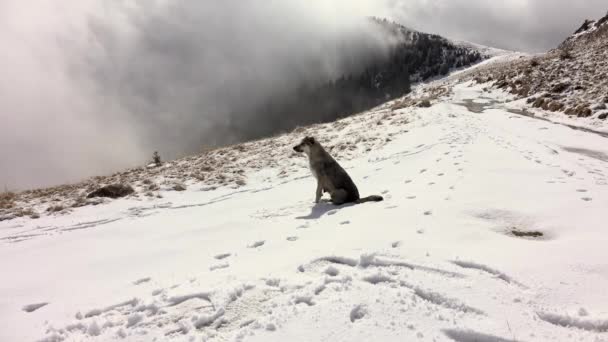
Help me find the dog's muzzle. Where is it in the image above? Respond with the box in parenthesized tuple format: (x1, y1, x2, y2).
(293, 145, 302, 152)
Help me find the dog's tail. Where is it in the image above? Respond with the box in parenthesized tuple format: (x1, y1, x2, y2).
(356, 195, 384, 204)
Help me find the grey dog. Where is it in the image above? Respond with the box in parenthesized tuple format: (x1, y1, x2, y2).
(293, 136, 383, 205)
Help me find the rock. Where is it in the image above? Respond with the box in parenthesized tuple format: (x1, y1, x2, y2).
(577, 106, 593, 118)
(172, 183, 187, 191)
(517, 85, 530, 97)
(598, 112, 608, 120)
(548, 101, 564, 112)
(495, 80, 509, 89)
(541, 101, 550, 110)
(87, 184, 135, 199)
(551, 83, 570, 93)
(565, 107, 576, 115)
(532, 98, 545, 108)
(574, 19, 595, 34)
(526, 97, 537, 104)
(592, 103, 607, 110)
(46, 204, 65, 213)
(417, 100, 431, 108)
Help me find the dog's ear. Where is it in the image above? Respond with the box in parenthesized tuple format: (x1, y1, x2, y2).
(307, 136, 316, 144)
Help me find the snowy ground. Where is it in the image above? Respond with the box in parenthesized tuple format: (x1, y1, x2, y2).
(2, 79, 608, 342)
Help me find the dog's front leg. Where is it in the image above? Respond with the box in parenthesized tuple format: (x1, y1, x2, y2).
(315, 181, 323, 203)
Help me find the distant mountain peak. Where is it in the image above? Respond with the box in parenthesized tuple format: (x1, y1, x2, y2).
(561, 11, 608, 48)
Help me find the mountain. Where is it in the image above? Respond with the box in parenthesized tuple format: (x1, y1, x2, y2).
(3, 58, 608, 342)
(226, 18, 485, 141)
(464, 12, 608, 123)
(0, 19, 490, 222)
(2, 17, 608, 342)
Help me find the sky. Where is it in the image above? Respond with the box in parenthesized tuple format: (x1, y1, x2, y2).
(1, 0, 606, 190)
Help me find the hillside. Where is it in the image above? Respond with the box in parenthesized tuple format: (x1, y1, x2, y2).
(225, 18, 485, 141)
(460, 12, 608, 129)
(0, 20, 487, 223)
(2, 52, 608, 341)
(2, 15, 608, 342)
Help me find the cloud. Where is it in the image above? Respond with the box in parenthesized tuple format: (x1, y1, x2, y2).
(1, 0, 605, 190)
(0, 0, 394, 190)
(387, 0, 607, 52)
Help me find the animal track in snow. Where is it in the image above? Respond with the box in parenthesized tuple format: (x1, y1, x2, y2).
(340, 220, 351, 225)
(581, 197, 593, 201)
(210, 263, 230, 271)
(133, 277, 151, 285)
(407, 196, 417, 200)
(443, 329, 518, 342)
(420, 169, 427, 174)
(286, 236, 298, 241)
(537, 311, 608, 333)
(451, 260, 524, 287)
(350, 305, 368, 322)
(23, 302, 49, 313)
(214, 253, 231, 260)
(248, 240, 265, 248)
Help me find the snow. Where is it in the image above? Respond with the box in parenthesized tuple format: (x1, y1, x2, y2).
(1, 77, 608, 341)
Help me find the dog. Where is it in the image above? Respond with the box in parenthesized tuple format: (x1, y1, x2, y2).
(293, 136, 383, 205)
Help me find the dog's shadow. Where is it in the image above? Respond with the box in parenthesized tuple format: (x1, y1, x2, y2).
(296, 200, 355, 220)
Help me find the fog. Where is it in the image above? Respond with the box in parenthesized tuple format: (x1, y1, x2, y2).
(1, 1, 605, 190)
(389, 0, 607, 52)
(0, 0, 395, 190)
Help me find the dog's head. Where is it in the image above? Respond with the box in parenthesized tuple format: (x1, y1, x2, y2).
(293, 136, 317, 154)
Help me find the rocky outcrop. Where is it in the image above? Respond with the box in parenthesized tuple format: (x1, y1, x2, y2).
(87, 184, 135, 199)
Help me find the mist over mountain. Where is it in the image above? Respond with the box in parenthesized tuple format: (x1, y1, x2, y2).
(1, 1, 395, 190)
(0, 1, 484, 190)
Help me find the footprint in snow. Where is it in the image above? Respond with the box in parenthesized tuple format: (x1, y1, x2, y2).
(133, 277, 151, 285)
(340, 221, 351, 225)
(248, 240, 265, 248)
(407, 196, 417, 200)
(581, 197, 593, 202)
(210, 263, 229, 271)
(404, 180, 412, 184)
(423, 211, 432, 216)
(286, 236, 298, 241)
(214, 253, 231, 260)
(576, 189, 588, 193)
(23, 302, 49, 313)
(437, 173, 444, 176)
(327, 210, 338, 216)
(428, 182, 435, 186)
(420, 169, 427, 174)
(391, 241, 402, 248)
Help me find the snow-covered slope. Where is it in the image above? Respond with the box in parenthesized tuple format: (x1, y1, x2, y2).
(2, 68, 608, 341)
(462, 12, 608, 129)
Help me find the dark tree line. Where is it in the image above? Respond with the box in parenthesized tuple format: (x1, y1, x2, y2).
(230, 18, 484, 140)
